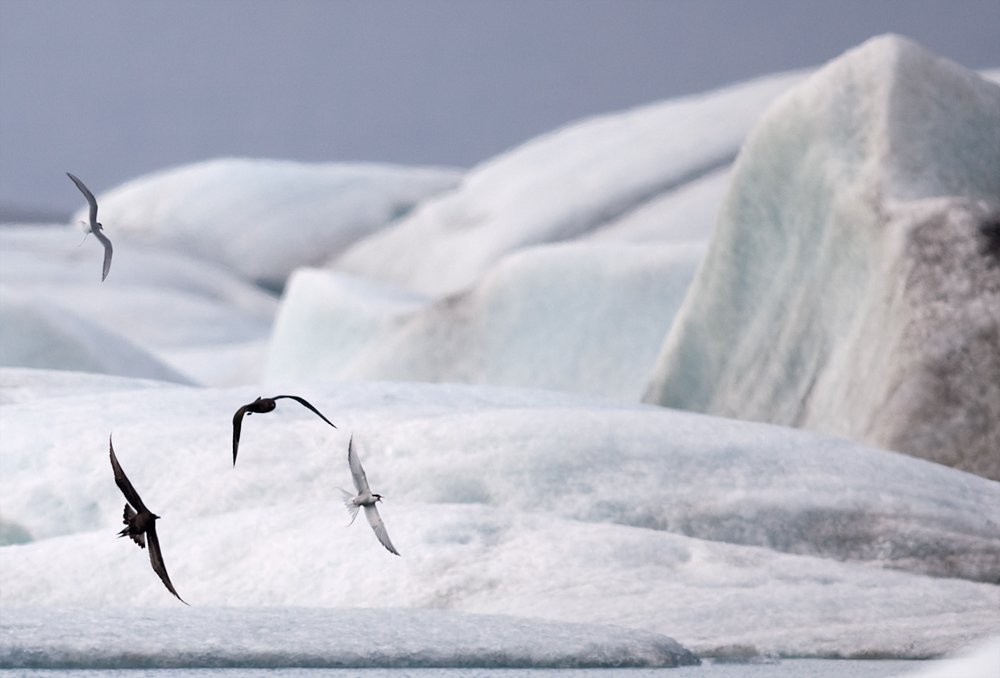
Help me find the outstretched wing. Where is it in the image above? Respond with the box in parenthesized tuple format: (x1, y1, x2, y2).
(146, 522, 188, 605)
(346, 436, 370, 494)
(92, 227, 113, 282)
(66, 172, 98, 226)
(231, 404, 252, 466)
(274, 395, 337, 429)
(364, 504, 400, 556)
(109, 436, 148, 514)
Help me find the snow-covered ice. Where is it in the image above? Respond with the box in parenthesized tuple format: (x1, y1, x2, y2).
(0, 225, 278, 385)
(2, 375, 998, 661)
(333, 72, 804, 296)
(70, 158, 461, 290)
(0, 608, 698, 670)
(644, 35, 1000, 480)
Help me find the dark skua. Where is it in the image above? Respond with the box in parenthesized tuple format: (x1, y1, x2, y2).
(66, 172, 113, 282)
(341, 435, 400, 556)
(232, 395, 337, 465)
(109, 436, 188, 604)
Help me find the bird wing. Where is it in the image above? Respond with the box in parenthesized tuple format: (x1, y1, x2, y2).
(346, 436, 370, 494)
(146, 522, 188, 605)
(364, 504, 400, 556)
(109, 436, 148, 514)
(66, 172, 98, 226)
(274, 395, 337, 428)
(92, 227, 113, 282)
(231, 404, 251, 466)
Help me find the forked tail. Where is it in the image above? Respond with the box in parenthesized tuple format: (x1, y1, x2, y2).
(339, 488, 360, 525)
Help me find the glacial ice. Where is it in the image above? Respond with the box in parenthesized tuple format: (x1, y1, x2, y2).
(70, 158, 461, 290)
(333, 72, 804, 296)
(268, 241, 705, 400)
(2, 35, 999, 670)
(644, 35, 1000, 480)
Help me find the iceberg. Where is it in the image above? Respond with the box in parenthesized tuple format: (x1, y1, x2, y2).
(644, 35, 1000, 480)
(268, 241, 704, 400)
(71, 158, 461, 290)
(334, 73, 804, 296)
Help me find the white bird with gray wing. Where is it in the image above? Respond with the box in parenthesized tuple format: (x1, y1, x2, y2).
(340, 436, 400, 556)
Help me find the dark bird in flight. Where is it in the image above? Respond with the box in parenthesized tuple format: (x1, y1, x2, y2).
(109, 436, 188, 604)
(231, 395, 337, 466)
(66, 172, 113, 282)
(340, 435, 400, 556)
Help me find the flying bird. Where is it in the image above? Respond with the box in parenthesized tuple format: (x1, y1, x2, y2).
(109, 436, 188, 604)
(66, 172, 113, 282)
(231, 395, 337, 466)
(341, 435, 400, 556)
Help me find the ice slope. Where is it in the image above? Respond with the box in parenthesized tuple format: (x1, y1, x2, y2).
(70, 158, 461, 290)
(898, 636, 1000, 678)
(0, 288, 192, 384)
(0, 225, 278, 385)
(333, 72, 804, 296)
(266, 241, 704, 400)
(644, 35, 1000, 480)
(1, 608, 698, 670)
(2, 372, 999, 659)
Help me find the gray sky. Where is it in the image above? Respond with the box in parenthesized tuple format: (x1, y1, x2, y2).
(2, 0, 998, 218)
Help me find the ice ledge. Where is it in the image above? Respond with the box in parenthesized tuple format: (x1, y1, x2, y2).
(0, 607, 700, 670)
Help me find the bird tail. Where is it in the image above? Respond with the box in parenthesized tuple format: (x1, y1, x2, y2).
(118, 504, 145, 548)
(339, 488, 360, 525)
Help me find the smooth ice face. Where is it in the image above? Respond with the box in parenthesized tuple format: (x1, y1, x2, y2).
(333, 72, 804, 296)
(268, 241, 705, 400)
(70, 158, 461, 290)
(644, 34, 1000, 480)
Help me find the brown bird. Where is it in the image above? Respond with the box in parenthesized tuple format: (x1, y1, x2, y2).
(232, 395, 337, 466)
(66, 172, 113, 282)
(109, 436, 188, 604)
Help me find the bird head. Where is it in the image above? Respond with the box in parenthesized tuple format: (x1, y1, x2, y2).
(373, 494, 383, 503)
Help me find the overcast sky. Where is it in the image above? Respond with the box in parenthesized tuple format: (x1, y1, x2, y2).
(1, 0, 998, 218)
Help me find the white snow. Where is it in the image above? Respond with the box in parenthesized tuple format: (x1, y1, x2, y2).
(333, 72, 804, 296)
(70, 158, 461, 290)
(644, 35, 1000, 480)
(1, 375, 998, 662)
(2, 35, 999, 672)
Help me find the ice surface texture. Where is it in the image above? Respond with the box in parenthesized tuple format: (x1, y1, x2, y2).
(644, 35, 1000, 480)
(2, 376, 998, 659)
(0, 608, 698, 669)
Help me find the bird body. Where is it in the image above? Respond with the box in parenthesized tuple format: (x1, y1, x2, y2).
(109, 436, 187, 604)
(231, 394, 337, 465)
(66, 172, 113, 281)
(341, 436, 400, 556)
